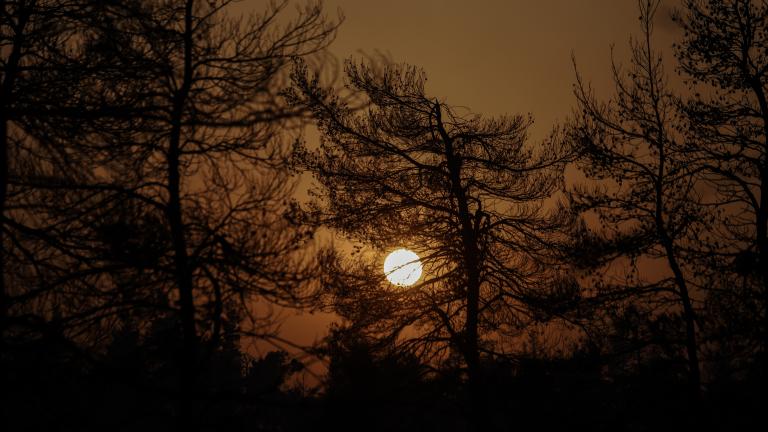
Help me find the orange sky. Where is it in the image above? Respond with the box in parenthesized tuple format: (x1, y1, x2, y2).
(234, 0, 684, 358)
(258, 0, 679, 138)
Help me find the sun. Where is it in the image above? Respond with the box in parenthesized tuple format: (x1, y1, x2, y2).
(383, 248, 422, 286)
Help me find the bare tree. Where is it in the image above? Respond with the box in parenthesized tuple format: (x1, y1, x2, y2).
(287, 58, 573, 405)
(568, 0, 704, 396)
(62, 0, 342, 400)
(0, 0, 110, 354)
(674, 0, 768, 372)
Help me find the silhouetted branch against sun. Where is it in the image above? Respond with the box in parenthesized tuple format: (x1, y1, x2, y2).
(4, 1, 768, 429)
(287, 55, 577, 388)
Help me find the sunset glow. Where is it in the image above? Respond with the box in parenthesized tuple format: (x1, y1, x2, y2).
(383, 249, 422, 286)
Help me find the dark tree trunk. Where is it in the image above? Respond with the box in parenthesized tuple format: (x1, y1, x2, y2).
(0, 1, 29, 345)
(0, 114, 8, 343)
(654, 159, 700, 398)
(646, 20, 702, 396)
(751, 80, 768, 377)
(166, 0, 198, 401)
(661, 234, 701, 398)
(434, 103, 482, 420)
(654, 134, 700, 399)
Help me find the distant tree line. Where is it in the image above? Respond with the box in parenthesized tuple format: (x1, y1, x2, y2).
(1, 0, 765, 431)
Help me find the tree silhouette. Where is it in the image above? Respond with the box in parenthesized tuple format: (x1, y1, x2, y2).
(568, 0, 705, 397)
(83, 0, 338, 382)
(0, 1, 83, 348)
(3, 0, 768, 430)
(674, 0, 768, 374)
(318, 323, 439, 432)
(0, 0, 124, 362)
(287, 58, 573, 409)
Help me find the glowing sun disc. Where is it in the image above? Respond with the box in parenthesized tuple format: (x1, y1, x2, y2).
(383, 249, 422, 286)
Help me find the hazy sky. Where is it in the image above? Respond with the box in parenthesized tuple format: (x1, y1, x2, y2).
(256, 0, 679, 139)
(234, 0, 682, 352)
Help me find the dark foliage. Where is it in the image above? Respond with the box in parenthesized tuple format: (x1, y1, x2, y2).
(1, 0, 765, 431)
(286, 57, 576, 401)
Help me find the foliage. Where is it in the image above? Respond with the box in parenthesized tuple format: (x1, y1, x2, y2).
(287, 57, 575, 389)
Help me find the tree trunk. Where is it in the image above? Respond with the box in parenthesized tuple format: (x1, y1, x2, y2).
(654, 143, 700, 398)
(0, 114, 8, 344)
(166, 0, 198, 404)
(434, 103, 482, 422)
(0, 1, 30, 347)
(647, 25, 701, 396)
(661, 235, 701, 399)
(749, 80, 768, 378)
